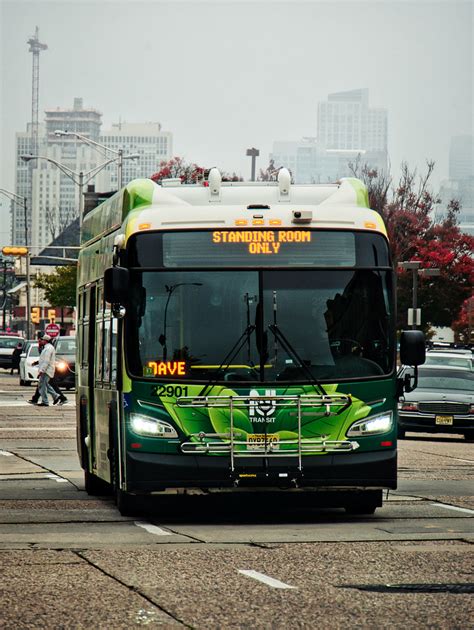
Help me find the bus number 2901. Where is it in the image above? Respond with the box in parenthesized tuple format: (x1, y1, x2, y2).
(153, 385, 189, 398)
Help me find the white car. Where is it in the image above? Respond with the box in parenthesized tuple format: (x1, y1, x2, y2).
(0, 335, 24, 369)
(19, 342, 40, 386)
(424, 352, 473, 371)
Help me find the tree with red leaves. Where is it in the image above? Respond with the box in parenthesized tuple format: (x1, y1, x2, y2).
(150, 157, 206, 184)
(150, 157, 242, 185)
(351, 160, 474, 331)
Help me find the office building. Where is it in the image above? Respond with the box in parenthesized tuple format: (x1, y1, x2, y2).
(100, 122, 173, 189)
(270, 89, 388, 184)
(13, 99, 173, 250)
(439, 135, 474, 235)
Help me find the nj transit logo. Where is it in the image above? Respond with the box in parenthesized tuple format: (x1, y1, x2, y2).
(249, 389, 277, 423)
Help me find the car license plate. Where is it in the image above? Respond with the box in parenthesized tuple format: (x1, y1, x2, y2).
(435, 415, 454, 425)
(248, 434, 279, 450)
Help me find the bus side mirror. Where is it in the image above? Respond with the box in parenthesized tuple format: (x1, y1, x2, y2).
(104, 267, 129, 306)
(400, 330, 425, 366)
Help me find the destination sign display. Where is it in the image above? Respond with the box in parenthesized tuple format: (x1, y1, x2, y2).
(145, 361, 187, 377)
(212, 230, 311, 255)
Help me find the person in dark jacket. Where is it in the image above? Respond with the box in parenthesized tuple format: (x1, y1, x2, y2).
(11, 342, 23, 375)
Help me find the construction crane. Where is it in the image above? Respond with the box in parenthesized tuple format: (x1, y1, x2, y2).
(25, 27, 47, 246)
(27, 26, 48, 158)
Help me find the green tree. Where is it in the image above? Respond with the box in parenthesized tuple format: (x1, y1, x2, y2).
(35, 265, 77, 309)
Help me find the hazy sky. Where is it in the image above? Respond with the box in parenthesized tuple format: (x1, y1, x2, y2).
(0, 0, 472, 242)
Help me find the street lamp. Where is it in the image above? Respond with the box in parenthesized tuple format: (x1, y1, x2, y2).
(159, 283, 202, 361)
(246, 148, 260, 182)
(398, 261, 441, 329)
(20, 153, 136, 231)
(54, 130, 139, 190)
(0, 189, 32, 340)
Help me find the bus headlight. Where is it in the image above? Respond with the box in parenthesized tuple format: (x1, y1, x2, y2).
(129, 413, 178, 438)
(347, 411, 393, 437)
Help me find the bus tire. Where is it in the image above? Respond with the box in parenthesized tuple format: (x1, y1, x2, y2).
(345, 503, 378, 515)
(344, 491, 381, 515)
(84, 469, 109, 496)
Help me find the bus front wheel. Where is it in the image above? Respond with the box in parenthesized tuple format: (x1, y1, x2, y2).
(84, 469, 109, 496)
(344, 491, 381, 515)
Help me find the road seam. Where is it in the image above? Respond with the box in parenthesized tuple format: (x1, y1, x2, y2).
(75, 551, 193, 628)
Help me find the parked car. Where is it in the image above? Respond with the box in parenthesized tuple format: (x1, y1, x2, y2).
(424, 352, 473, 371)
(53, 336, 76, 389)
(0, 335, 24, 369)
(19, 341, 40, 386)
(398, 367, 474, 440)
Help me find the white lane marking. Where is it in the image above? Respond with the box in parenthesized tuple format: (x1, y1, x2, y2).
(45, 474, 69, 483)
(134, 521, 172, 536)
(453, 458, 474, 464)
(238, 570, 297, 589)
(0, 450, 13, 456)
(431, 502, 474, 515)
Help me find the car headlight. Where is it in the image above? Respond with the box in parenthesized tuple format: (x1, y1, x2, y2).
(56, 361, 68, 372)
(347, 411, 393, 437)
(129, 413, 178, 438)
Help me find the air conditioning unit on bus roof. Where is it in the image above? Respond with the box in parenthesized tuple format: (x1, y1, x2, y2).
(161, 178, 182, 187)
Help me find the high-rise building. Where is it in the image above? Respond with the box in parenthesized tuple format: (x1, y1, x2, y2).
(317, 88, 388, 156)
(449, 135, 473, 180)
(440, 135, 474, 235)
(13, 100, 173, 250)
(100, 122, 173, 189)
(270, 89, 388, 184)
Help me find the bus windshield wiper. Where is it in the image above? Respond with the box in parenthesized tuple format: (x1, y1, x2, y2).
(267, 323, 327, 396)
(198, 325, 256, 397)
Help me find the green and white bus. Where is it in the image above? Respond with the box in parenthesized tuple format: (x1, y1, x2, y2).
(76, 169, 424, 515)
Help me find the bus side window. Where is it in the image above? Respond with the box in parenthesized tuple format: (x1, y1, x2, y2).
(95, 286, 104, 383)
(81, 290, 90, 368)
(111, 318, 118, 384)
(103, 316, 111, 383)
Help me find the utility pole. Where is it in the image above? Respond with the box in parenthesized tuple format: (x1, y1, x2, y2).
(398, 261, 440, 329)
(246, 148, 260, 182)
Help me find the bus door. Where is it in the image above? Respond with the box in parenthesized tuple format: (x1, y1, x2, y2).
(78, 284, 96, 470)
(93, 284, 119, 481)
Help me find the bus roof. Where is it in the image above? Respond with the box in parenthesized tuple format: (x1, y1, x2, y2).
(81, 169, 386, 246)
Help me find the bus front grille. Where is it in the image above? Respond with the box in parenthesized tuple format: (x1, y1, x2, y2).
(176, 393, 357, 471)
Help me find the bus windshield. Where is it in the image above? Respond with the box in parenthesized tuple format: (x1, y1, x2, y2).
(126, 268, 394, 382)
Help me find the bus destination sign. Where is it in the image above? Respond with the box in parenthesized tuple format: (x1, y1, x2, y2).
(212, 230, 311, 255)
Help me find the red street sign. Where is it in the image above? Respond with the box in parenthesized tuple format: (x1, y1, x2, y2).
(45, 323, 60, 338)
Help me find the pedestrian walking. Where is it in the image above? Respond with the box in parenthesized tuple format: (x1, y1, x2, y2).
(36, 334, 59, 407)
(28, 332, 67, 406)
(11, 342, 23, 375)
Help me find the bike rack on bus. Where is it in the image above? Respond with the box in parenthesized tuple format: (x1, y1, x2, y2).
(176, 393, 359, 472)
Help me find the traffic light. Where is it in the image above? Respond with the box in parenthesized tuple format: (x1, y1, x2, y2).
(31, 306, 41, 325)
(48, 308, 56, 323)
(2, 246, 28, 256)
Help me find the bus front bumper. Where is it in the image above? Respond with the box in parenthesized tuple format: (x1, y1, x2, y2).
(125, 449, 397, 493)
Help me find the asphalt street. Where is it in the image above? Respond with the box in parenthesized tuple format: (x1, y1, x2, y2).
(0, 372, 472, 629)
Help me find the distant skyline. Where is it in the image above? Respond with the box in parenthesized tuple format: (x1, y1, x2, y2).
(1, 0, 472, 242)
